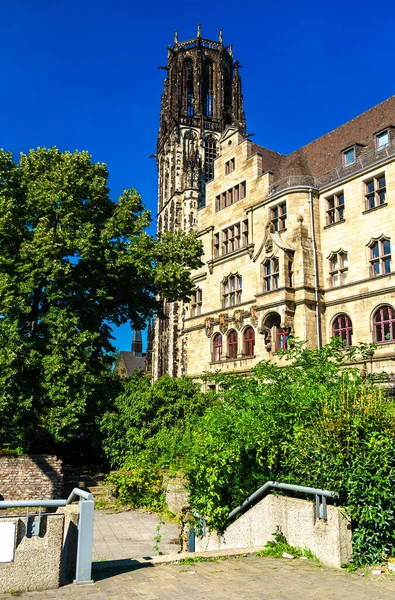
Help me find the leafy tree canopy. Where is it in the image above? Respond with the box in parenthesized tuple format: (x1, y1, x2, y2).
(0, 147, 203, 450)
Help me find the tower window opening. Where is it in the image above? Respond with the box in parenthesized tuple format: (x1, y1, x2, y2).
(184, 59, 194, 117)
(204, 60, 214, 117)
(204, 135, 217, 182)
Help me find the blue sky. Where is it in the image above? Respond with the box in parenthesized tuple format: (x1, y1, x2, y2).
(1, 0, 394, 352)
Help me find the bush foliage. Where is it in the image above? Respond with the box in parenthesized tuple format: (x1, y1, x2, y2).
(102, 340, 395, 565)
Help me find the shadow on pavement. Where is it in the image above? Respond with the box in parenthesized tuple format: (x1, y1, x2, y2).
(92, 558, 154, 580)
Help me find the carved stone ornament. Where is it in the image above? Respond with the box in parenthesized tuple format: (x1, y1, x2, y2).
(265, 238, 273, 253)
(233, 309, 244, 331)
(219, 313, 228, 334)
(250, 305, 258, 327)
(262, 326, 272, 351)
(204, 317, 214, 338)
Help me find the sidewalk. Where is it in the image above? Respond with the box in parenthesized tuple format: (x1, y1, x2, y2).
(1, 554, 394, 599)
(93, 509, 180, 560)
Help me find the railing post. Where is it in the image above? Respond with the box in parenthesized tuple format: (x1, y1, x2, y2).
(73, 497, 94, 585)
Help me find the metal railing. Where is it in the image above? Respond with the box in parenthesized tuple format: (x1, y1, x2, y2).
(189, 480, 338, 552)
(228, 481, 338, 521)
(269, 140, 395, 195)
(0, 488, 94, 585)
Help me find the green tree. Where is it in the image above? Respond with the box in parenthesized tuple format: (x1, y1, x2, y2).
(0, 147, 202, 451)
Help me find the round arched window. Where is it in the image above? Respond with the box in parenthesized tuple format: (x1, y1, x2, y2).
(244, 327, 255, 357)
(228, 329, 238, 359)
(213, 333, 223, 362)
(332, 314, 353, 347)
(373, 306, 395, 343)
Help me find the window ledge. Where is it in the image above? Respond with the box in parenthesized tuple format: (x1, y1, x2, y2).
(362, 202, 388, 215)
(210, 355, 256, 365)
(370, 271, 394, 281)
(208, 243, 254, 268)
(374, 340, 395, 347)
(324, 219, 346, 230)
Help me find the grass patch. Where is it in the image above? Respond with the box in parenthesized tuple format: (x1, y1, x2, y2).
(256, 528, 321, 564)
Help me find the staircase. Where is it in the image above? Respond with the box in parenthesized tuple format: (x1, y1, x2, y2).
(62, 465, 111, 506)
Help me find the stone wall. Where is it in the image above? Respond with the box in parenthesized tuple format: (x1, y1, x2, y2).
(0, 454, 63, 500)
(195, 494, 352, 568)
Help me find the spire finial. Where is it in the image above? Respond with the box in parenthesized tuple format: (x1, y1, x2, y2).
(219, 29, 223, 44)
(197, 23, 201, 38)
(174, 30, 178, 45)
(229, 44, 233, 57)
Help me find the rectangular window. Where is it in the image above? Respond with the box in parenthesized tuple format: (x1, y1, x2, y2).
(365, 174, 386, 210)
(221, 224, 241, 255)
(215, 182, 246, 212)
(271, 202, 287, 231)
(343, 147, 355, 166)
(326, 192, 345, 225)
(376, 130, 389, 149)
(242, 220, 249, 246)
(225, 158, 235, 174)
(227, 188, 233, 207)
(190, 288, 202, 317)
(213, 233, 220, 258)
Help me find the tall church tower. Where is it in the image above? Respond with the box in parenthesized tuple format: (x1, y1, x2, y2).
(152, 26, 246, 379)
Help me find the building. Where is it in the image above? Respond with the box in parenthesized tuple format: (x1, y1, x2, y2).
(116, 330, 146, 377)
(151, 27, 395, 383)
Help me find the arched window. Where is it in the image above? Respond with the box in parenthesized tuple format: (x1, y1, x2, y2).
(329, 250, 348, 287)
(184, 59, 194, 117)
(263, 257, 279, 291)
(222, 274, 242, 308)
(227, 329, 238, 359)
(244, 327, 255, 356)
(332, 314, 353, 346)
(368, 236, 391, 277)
(204, 135, 217, 183)
(373, 305, 395, 343)
(213, 333, 222, 361)
(204, 59, 214, 117)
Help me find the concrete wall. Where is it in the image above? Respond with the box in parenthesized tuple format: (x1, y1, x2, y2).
(195, 494, 352, 568)
(0, 514, 64, 593)
(0, 454, 63, 500)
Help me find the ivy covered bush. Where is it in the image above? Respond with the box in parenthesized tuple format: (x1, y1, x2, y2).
(102, 340, 395, 566)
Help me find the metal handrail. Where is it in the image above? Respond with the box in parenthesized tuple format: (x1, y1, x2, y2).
(228, 481, 338, 521)
(0, 488, 94, 585)
(0, 487, 93, 509)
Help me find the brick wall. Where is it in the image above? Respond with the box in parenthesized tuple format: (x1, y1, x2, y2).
(0, 454, 63, 500)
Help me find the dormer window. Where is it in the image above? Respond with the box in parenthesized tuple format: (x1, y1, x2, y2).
(376, 130, 389, 149)
(343, 147, 355, 167)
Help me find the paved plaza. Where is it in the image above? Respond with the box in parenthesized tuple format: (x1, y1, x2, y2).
(92, 509, 180, 561)
(1, 554, 394, 599)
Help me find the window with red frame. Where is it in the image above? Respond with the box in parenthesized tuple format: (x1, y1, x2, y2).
(227, 329, 238, 359)
(244, 327, 255, 356)
(278, 327, 291, 350)
(373, 305, 395, 343)
(213, 333, 222, 361)
(332, 314, 353, 346)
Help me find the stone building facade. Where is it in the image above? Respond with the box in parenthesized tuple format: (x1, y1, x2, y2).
(151, 29, 395, 382)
